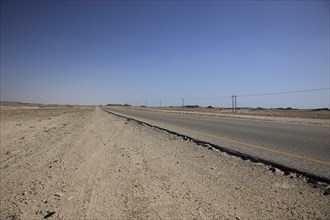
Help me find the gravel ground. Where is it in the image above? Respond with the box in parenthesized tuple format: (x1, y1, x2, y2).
(0, 105, 329, 219)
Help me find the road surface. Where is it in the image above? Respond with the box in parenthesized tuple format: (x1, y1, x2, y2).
(103, 107, 330, 181)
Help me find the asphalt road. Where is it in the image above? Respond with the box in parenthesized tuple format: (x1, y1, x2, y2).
(102, 107, 330, 181)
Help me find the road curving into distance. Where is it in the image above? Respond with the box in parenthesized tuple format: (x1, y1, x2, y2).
(102, 107, 330, 182)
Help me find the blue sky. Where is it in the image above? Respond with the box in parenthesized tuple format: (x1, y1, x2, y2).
(1, 0, 329, 108)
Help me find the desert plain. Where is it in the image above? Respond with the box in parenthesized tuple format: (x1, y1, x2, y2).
(0, 103, 329, 219)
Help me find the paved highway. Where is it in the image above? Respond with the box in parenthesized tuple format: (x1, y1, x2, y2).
(102, 107, 330, 181)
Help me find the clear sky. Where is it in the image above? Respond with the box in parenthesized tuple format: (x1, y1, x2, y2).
(1, 0, 329, 108)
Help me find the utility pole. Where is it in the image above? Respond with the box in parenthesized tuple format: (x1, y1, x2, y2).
(159, 100, 162, 108)
(232, 95, 237, 112)
(145, 101, 147, 107)
(232, 96, 234, 112)
(182, 98, 185, 109)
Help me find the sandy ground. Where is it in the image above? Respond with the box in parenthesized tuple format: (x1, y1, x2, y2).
(0, 105, 329, 219)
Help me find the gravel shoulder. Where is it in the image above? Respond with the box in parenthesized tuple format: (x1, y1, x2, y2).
(1, 105, 329, 219)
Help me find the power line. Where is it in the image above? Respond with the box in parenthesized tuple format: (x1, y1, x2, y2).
(130, 88, 330, 106)
(188, 95, 232, 100)
(237, 88, 330, 97)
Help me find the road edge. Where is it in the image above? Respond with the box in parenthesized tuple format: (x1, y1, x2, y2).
(100, 107, 330, 190)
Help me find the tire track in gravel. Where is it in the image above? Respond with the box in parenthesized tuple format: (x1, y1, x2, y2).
(0, 108, 92, 173)
(74, 108, 118, 219)
(0, 107, 95, 219)
(74, 108, 154, 219)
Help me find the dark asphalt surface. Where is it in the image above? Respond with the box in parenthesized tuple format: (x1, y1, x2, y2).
(102, 107, 330, 181)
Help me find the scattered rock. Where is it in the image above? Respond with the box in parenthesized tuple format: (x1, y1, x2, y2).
(307, 178, 318, 185)
(54, 192, 63, 197)
(274, 168, 284, 175)
(283, 171, 290, 176)
(289, 173, 297, 179)
(268, 167, 276, 173)
(9, 214, 18, 219)
(44, 211, 56, 219)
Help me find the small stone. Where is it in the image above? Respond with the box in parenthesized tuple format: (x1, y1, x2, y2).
(44, 211, 56, 219)
(323, 188, 330, 196)
(54, 192, 63, 197)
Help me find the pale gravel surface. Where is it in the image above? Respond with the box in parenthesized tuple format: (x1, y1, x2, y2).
(0, 105, 329, 219)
